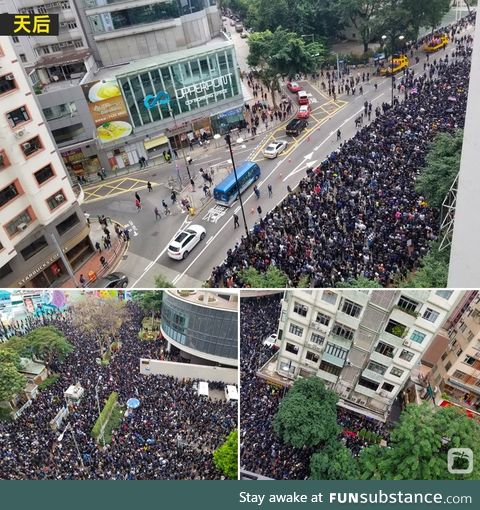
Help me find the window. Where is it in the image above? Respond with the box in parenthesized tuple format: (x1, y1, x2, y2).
(21, 136, 42, 157)
(367, 360, 388, 375)
(460, 322, 467, 333)
(456, 348, 463, 357)
(453, 370, 467, 381)
(34, 164, 55, 185)
(436, 290, 453, 300)
(285, 342, 299, 355)
(279, 360, 295, 374)
(332, 322, 355, 341)
(381, 382, 395, 392)
(398, 296, 419, 313)
(464, 355, 477, 366)
(444, 361, 452, 371)
(325, 342, 348, 360)
(46, 190, 66, 210)
(293, 302, 308, 317)
(423, 308, 440, 323)
(5, 209, 33, 236)
(467, 331, 475, 342)
(20, 236, 48, 260)
(0, 74, 17, 95)
(74, 40, 83, 48)
(319, 361, 342, 376)
(441, 352, 448, 361)
(289, 323, 303, 337)
(322, 290, 337, 305)
(385, 319, 407, 338)
(306, 351, 319, 363)
(6, 106, 30, 127)
(358, 377, 379, 391)
(390, 367, 404, 378)
(0, 182, 20, 208)
(0, 149, 10, 169)
(19, 54, 27, 63)
(399, 349, 415, 362)
(411, 330, 426, 344)
(341, 299, 362, 318)
(316, 312, 330, 326)
(375, 341, 395, 358)
(0, 263, 13, 280)
(310, 333, 325, 346)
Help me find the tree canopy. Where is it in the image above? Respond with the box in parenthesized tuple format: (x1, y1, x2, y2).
(337, 276, 382, 288)
(131, 291, 164, 314)
(238, 266, 289, 288)
(359, 404, 480, 479)
(310, 441, 359, 479)
(401, 240, 450, 288)
(24, 326, 73, 366)
(0, 363, 26, 402)
(213, 429, 238, 479)
(273, 377, 339, 448)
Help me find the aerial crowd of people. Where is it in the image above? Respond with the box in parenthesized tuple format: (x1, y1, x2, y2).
(211, 14, 475, 288)
(240, 294, 391, 479)
(0, 301, 235, 479)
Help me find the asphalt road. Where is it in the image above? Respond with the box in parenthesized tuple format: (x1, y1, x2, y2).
(84, 24, 467, 288)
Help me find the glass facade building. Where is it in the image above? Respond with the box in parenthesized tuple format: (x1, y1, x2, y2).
(116, 44, 242, 129)
(161, 291, 238, 365)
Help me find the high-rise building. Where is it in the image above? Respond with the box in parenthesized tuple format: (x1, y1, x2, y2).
(0, 37, 92, 288)
(273, 289, 462, 421)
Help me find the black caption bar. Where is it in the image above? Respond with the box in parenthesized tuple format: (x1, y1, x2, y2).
(0, 13, 59, 36)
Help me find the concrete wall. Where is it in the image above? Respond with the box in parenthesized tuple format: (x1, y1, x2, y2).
(139, 358, 238, 384)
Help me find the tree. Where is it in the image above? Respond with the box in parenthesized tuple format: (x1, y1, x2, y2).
(0, 336, 32, 358)
(0, 363, 26, 402)
(336, 0, 382, 52)
(415, 130, 463, 210)
(131, 291, 164, 314)
(238, 266, 289, 287)
(359, 404, 480, 480)
(213, 429, 238, 479)
(0, 348, 22, 370)
(24, 326, 73, 366)
(464, 0, 477, 15)
(310, 442, 359, 480)
(154, 274, 175, 288)
(70, 297, 127, 355)
(337, 276, 382, 288)
(421, 0, 451, 32)
(402, 241, 449, 288)
(274, 377, 339, 448)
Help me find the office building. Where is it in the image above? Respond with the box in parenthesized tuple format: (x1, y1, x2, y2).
(274, 289, 462, 421)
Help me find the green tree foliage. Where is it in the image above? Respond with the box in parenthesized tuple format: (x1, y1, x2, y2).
(0, 363, 26, 402)
(337, 276, 382, 288)
(213, 429, 238, 479)
(421, 0, 451, 31)
(24, 326, 73, 366)
(402, 241, 449, 288)
(238, 266, 289, 288)
(310, 441, 359, 480)
(415, 130, 463, 210)
(0, 336, 32, 358)
(0, 349, 22, 370)
(131, 291, 164, 314)
(335, 0, 381, 52)
(154, 274, 175, 288)
(91, 391, 119, 443)
(359, 404, 480, 479)
(274, 377, 339, 448)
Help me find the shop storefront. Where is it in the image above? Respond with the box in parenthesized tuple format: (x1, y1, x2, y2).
(62, 148, 101, 179)
(210, 106, 246, 135)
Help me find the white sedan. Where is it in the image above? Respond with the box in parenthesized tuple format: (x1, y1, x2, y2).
(262, 140, 288, 159)
(167, 224, 206, 260)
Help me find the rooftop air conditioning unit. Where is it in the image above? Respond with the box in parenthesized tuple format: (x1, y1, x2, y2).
(403, 340, 412, 347)
(5, 74, 14, 80)
(22, 142, 31, 150)
(379, 390, 389, 397)
(55, 194, 65, 202)
(15, 129, 26, 138)
(17, 223, 28, 232)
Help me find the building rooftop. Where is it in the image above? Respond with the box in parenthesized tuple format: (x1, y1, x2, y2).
(166, 289, 238, 311)
(19, 357, 46, 376)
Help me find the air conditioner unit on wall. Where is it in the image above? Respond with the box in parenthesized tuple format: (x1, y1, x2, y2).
(5, 74, 14, 80)
(55, 194, 65, 202)
(15, 130, 26, 138)
(22, 142, 31, 150)
(17, 223, 28, 232)
(403, 340, 412, 347)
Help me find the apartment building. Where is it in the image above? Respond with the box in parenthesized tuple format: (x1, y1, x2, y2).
(0, 37, 92, 288)
(274, 289, 462, 421)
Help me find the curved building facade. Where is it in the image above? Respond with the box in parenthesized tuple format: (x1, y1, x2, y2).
(161, 290, 238, 367)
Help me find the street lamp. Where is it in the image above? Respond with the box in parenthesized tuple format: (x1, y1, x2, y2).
(382, 33, 404, 106)
(58, 423, 84, 469)
(224, 133, 249, 239)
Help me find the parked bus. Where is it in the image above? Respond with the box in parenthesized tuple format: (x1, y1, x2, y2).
(213, 160, 261, 206)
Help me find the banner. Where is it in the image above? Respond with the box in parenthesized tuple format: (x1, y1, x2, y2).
(82, 79, 132, 144)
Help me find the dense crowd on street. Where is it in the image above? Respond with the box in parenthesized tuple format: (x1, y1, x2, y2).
(211, 14, 475, 288)
(240, 295, 390, 479)
(0, 301, 235, 479)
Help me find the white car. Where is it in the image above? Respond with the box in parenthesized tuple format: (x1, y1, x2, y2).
(262, 140, 288, 159)
(263, 334, 278, 347)
(167, 224, 206, 260)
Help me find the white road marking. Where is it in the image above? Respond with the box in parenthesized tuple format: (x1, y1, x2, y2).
(203, 205, 228, 223)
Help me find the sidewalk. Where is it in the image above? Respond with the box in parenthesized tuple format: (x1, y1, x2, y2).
(60, 218, 128, 288)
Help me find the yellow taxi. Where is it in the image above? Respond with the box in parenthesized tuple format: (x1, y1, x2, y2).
(380, 55, 409, 76)
(423, 34, 449, 53)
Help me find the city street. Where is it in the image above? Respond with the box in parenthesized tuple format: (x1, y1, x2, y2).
(83, 22, 473, 288)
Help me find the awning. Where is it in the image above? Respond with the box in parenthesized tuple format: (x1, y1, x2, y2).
(144, 135, 168, 150)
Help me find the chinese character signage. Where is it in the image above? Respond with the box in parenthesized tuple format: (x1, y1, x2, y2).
(0, 13, 59, 36)
(81, 79, 133, 144)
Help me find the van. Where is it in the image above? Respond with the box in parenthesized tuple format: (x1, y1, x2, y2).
(286, 118, 308, 136)
(225, 385, 239, 402)
(297, 90, 309, 105)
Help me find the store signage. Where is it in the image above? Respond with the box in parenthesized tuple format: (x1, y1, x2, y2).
(17, 253, 59, 286)
(144, 91, 171, 110)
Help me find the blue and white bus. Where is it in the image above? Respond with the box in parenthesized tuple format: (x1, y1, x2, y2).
(213, 161, 261, 207)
